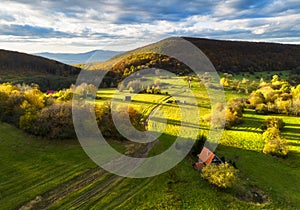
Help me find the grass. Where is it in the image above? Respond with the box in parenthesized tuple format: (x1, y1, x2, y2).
(1, 74, 300, 209)
(0, 123, 95, 209)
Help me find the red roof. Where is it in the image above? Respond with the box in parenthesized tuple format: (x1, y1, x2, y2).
(197, 147, 215, 165)
(46, 90, 55, 94)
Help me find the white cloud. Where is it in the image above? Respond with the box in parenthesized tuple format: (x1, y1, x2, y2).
(0, 0, 299, 53)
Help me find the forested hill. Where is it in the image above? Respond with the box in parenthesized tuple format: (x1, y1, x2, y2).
(0, 49, 81, 91)
(0, 49, 81, 75)
(87, 37, 300, 88)
(183, 37, 300, 73)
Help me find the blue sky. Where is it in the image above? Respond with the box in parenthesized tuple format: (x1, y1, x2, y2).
(0, 0, 299, 53)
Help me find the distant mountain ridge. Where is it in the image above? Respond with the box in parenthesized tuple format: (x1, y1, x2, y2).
(35, 50, 123, 64)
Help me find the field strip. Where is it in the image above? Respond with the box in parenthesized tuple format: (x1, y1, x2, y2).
(62, 175, 124, 209)
(16, 167, 107, 210)
(102, 177, 158, 209)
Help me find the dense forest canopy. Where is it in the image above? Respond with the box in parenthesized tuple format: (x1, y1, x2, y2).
(183, 37, 300, 73)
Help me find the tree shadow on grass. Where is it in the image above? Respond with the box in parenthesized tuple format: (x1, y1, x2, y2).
(229, 116, 263, 134)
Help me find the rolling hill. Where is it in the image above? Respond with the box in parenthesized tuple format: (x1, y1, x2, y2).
(0, 49, 81, 91)
(1, 37, 300, 90)
(35, 50, 123, 65)
(183, 37, 300, 73)
(84, 37, 300, 88)
(101, 37, 300, 73)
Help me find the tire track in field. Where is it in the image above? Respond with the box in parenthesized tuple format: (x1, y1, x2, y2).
(100, 176, 158, 210)
(17, 89, 185, 210)
(61, 174, 124, 209)
(89, 90, 185, 209)
(16, 167, 107, 210)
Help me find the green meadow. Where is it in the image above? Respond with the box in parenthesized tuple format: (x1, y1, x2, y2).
(0, 74, 300, 209)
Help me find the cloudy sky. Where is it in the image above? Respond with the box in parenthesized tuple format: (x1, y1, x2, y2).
(0, 0, 299, 53)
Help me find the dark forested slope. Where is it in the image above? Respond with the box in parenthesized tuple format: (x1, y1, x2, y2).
(0, 49, 81, 91)
(183, 37, 300, 73)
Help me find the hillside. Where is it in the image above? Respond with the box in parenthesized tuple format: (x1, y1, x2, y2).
(0, 49, 81, 91)
(82, 37, 299, 88)
(90, 37, 300, 82)
(183, 37, 300, 73)
(1, 37, 300, 90)
(35, 50, 123, 65)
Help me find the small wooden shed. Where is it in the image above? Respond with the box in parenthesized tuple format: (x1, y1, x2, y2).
(194, 146, 223, 171)
(124, 96, 131, 101)
(197, 146, 216, 165)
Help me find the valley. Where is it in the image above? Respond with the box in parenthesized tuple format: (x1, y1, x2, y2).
(0, 37, 300, 209)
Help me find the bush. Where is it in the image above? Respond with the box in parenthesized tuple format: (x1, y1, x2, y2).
(262, 127, 288, 157)
(255, 103, 268, 114)
(227, 98, 244, 117)
(95, 102, 119, 139)
(249, 91, 265, 105)
(260, 117, 285, 131)
(201, 163, 238, 189)
(33, 102, 76, 139)
(203, 109, 226, 129)
(95, 102, 145, 140)
(204, 101, 244, 130)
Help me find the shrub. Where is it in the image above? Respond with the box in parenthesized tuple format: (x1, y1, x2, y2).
(249, 91, 265, 105)
(225, 109, 240, 129)
(95, 102, 119, 139)
(227, 98, 244, 117)
(33, 102, 76, 139)
(260, 117, 285, 131)
(225, 99, 244, 129)
(203, 109, 226, 129)
(95, 102, 145, 140)
(262, 127, 288, 157)
(255, 103, 268, 114)
(204, 101, 244, 130)
(201, 163, 238, 189)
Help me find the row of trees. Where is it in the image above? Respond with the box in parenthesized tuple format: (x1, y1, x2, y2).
(111, 53, 191, 81)
(0, 83, 144, 140)
(249, 75, 300, 116)
(119, 79, 164, 94)
(219, 74, 300, 116)
(220, 73, 258, 94)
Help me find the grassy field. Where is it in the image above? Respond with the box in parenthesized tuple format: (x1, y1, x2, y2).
(1, 74, 300, 209)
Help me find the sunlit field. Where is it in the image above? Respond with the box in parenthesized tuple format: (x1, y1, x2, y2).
(1, 74, 300, 209)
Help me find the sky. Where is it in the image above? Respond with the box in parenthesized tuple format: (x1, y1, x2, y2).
(0, 0, 299, 53)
